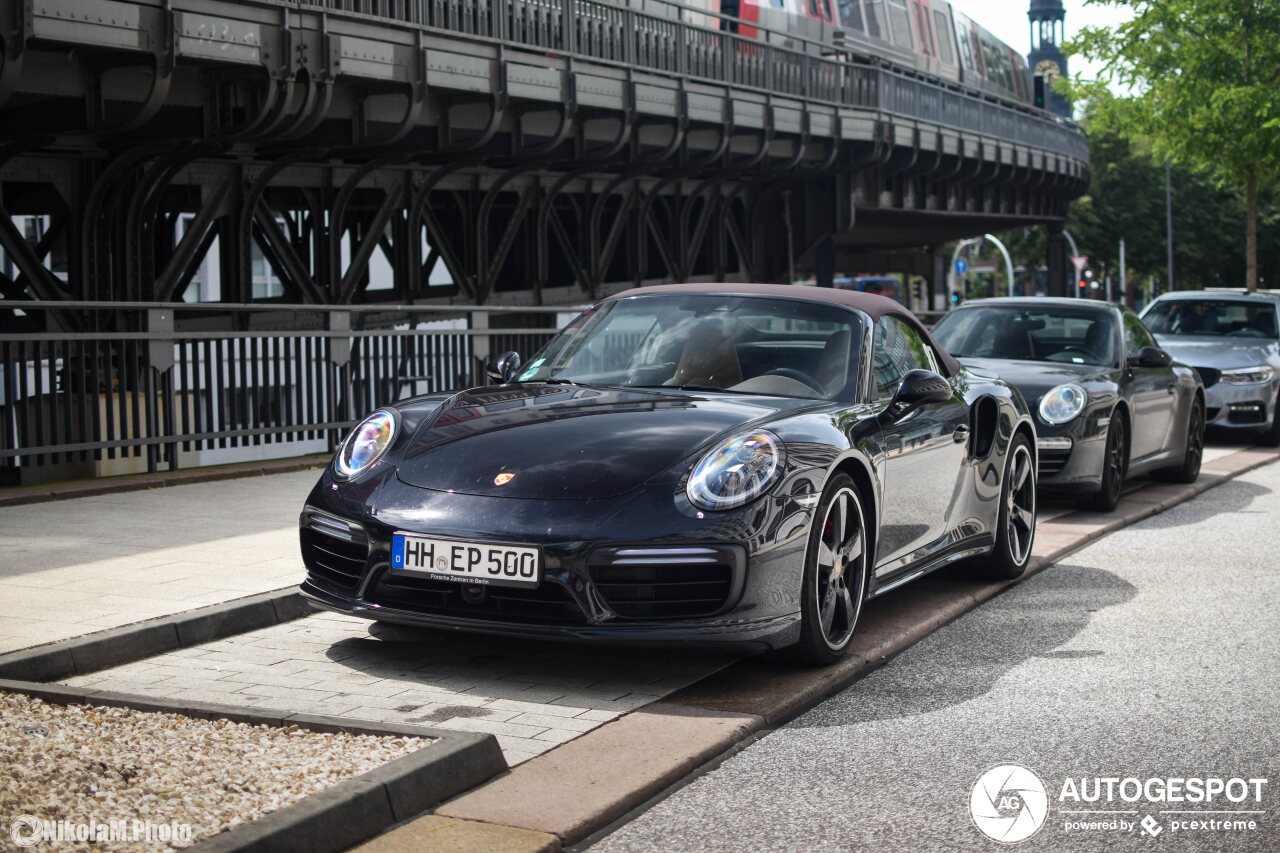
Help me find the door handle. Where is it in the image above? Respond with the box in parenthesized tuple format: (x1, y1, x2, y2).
(1166, 383, 1176, 395)
(952, 425, 970, 444)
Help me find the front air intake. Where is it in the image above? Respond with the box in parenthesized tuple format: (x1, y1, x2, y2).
(299, 508, 370, 591)
(587, 545, 745, 620)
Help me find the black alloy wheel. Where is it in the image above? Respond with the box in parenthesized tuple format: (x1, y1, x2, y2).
(978, 433, 1036, 580)
(1155, 396, 1205, 483)
(793, 475, 868, 666)
(1085, 413, 1128, 513)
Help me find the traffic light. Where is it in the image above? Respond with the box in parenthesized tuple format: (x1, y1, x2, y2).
(950, 291, 962, 305)
(1078, 278, 1087, 290)
(1034, 76, 1047, 110)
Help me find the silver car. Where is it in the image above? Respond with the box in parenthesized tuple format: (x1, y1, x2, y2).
(1140, 291, 1280, 446)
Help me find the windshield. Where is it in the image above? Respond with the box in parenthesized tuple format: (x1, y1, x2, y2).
(933, 306, 1118, 367)
(1143, 300, 1279, 340)
(516, 294, 865, 400)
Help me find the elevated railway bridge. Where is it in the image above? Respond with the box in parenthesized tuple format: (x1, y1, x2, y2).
(0, 0, 1087, 308)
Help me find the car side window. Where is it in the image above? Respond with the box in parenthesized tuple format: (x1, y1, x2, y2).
(872, 316, 933, 400)
(1122, 312, 1156, 359)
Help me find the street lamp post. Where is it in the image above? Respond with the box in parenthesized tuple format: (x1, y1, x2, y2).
(1062, 229, 1081, 297)
(948, 236, 1016, 301)
(1165, 161, 1175, 292)
(985, 234, 1016, 298)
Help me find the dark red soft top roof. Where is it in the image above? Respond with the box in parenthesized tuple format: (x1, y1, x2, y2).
(604, 282, 960, 375)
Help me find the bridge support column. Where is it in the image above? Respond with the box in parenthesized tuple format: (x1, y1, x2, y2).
(814, 238, 834, 288)
(1046, 224, 1069, 298)
(929, 248, 948, 312)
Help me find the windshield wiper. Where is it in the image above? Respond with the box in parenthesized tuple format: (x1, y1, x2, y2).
(627, 383, 722, 392)
(627, 383, 776, 397)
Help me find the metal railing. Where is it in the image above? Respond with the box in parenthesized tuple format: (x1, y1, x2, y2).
(0, 302, 575, 481)
(291, 0, 1086, 160)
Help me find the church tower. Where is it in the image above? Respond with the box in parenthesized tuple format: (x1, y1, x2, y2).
(1028, 0, 1071, 117)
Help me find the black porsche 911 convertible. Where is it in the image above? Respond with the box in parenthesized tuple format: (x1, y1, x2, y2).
(933, 297, 1206, 512)
(300, 284, 1038, 664)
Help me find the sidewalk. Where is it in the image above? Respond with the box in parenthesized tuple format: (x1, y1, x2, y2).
(0, 445, 1247, 656)
(0, 470, 317, 654)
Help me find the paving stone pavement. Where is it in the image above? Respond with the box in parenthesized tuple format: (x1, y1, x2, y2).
(58, 612, 738, 766)
(0, 470, 317, 653)
(0, 445, 1243, 654)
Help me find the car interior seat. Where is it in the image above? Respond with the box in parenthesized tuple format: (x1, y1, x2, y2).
(1253, 311, 1278, 338)
(1083, 320, 1115, 364)
(992, 324, 1034, 360)
(665, 318, 743, 389)
(816, 329, 853, 396)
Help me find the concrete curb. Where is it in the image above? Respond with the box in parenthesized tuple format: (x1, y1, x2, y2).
(0, 454, 331, 508)
(0, 679, 507, 853)
(419, 447, 1279, 849)
(0, 588, 306, 681)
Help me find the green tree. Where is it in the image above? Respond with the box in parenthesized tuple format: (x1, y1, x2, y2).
(1069, 0, 1280, 290)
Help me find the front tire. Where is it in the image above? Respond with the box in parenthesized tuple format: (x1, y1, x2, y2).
(792, 475, 869, 666)
(976, 434, 1036, 581)
(1083, 412, 1128, 512)
(1153, 396, 1205, 483)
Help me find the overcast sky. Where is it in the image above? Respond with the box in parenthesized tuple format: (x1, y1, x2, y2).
(952, 0, 1135, 84)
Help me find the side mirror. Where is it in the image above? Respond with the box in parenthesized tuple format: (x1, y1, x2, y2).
(881, 369, 952, 423)
(486, 351, 523, 384)
(1132, 346, 1173, 368)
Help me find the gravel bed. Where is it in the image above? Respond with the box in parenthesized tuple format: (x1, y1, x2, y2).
(0, 692, 427, 850)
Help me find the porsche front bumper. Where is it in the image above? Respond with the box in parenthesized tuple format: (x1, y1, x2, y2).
(297, 474, 812, 650)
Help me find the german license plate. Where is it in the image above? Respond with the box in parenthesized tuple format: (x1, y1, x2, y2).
(390, 533, 541, 588)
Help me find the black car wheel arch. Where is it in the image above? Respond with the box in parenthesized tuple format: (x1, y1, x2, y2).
(1086, 409, 1130, 512)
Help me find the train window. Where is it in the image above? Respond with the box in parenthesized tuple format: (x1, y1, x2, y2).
(810, 0, 820, 17)
(970, 30, 986, 75)
(887, 0, 913, 48)
(821, 0, 834, 22)
(952, 18, 974, 71)
(983, 40, 1006, 87)
(864, 0, 885, 38)
(839, 0, 865, 32)
(933, 10, 953, 62)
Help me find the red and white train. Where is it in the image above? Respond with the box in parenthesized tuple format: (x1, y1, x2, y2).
(706, 0, 1034, 105)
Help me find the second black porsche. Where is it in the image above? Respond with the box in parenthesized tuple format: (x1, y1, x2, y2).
(933, 298, 1206, 511)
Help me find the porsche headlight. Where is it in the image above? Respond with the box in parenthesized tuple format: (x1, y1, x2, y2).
(335, 411, 396, 478)
(1038, 384, 1088, 425)
(1221, 366, 1274, 385)
(686, 431, 784, 511)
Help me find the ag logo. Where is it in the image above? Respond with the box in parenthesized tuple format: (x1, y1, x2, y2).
(970, 764, 1049, 843)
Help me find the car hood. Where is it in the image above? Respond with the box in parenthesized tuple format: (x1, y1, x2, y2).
(958, 358, 1112, 402)
(1149, 334, 1280, 369)
(396, 383, 818, 499)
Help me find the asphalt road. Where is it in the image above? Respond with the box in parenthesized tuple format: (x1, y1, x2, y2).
(592, 460, 1280, 853)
